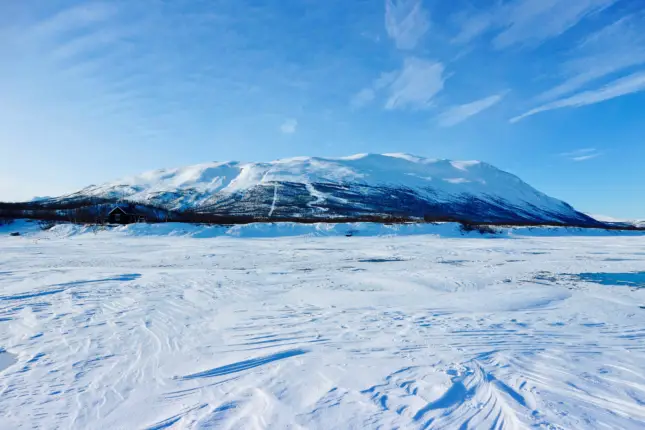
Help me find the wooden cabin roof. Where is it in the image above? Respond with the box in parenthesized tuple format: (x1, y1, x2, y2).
(108, 206, 133, 215)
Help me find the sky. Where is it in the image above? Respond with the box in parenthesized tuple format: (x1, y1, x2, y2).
(1, 0, 644, 218)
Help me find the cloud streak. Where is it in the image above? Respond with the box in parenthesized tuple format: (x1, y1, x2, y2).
(385, 0, 430, 50)
(451, 9, 495, 45)
(437, 93, 505, 127)
(31, 2, 118, 39)
(493, 0, 617, 49)
(572, 153, 600, 161)
(511, 71, 645, 123)
(536, 13, 645, 102)
(452, 0, 618, 49)
(352, 2, 442, 113)
(559, 148, 602, 162)
(385, 58, 445, 110)
(350, 88, 376, 110)
(50, 28, 128, 60)
(350, 71, 398, 110)
(350, 59, 445, 112)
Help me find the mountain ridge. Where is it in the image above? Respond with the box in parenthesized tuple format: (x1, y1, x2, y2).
(41, 153, 598, 226)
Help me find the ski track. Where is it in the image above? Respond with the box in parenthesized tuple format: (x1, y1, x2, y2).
(268, 183, 279, 217)
(1, 234, 645, 429)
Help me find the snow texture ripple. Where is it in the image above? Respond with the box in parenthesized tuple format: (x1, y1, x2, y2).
(1, 228, 645, 428)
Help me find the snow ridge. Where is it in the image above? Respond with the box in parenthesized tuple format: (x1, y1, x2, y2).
(65, 153, 593, 225)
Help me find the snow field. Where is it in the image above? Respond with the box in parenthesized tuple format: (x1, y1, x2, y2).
(1, 231, 645, 429)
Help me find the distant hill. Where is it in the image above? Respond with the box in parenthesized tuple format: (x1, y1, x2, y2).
(7, 153, 600, 226)
(587, 214, 645, 229)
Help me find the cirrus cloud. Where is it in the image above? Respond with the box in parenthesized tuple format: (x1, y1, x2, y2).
(350, 59, 445, 111)
(511, 71, 645, 123)
(385, 58, 445, 110)
(437, 93, 505, 127)
(385, 0, 430, 50)
(559, 148, 602, 162)
(452, 0, 618, 49)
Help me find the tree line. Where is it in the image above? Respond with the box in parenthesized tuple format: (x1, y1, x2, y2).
(1, 199, 642, 231)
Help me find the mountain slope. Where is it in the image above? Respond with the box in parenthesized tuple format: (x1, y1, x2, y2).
(60, 153, 597, 225)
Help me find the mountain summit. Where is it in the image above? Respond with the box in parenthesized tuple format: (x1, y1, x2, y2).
(63, 153, 595, 225)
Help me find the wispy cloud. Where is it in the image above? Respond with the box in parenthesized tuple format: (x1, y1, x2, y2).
(385, 0, 430, 50)
(280, 118, 298, 134)
(350, 60, 445, 112)
(451, 9, 495, 45)
(352, 2, 442, 112)
(452, 0, 617, 49)
(559, 148, 602, 161)
(50, 28, 129, 60)
(350, 88, 376, 110)
(511, 71, 645, 122)
(536, 13, 645, 102)
(572, 153, 600, 161)
(385, 58, 445, 110)
(12, 1, 180, 144)
(30, 2, 117, 39)
(437, 93, 505, 127)
(493, 0, 617, 49)
(350, 71, 398, 110)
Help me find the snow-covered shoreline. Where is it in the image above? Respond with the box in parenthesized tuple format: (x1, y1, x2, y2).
(3, 219, 645, 239)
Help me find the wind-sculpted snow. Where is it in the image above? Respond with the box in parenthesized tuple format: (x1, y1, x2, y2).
(2, 232, 645, 428)
(63, 153, 595, 225)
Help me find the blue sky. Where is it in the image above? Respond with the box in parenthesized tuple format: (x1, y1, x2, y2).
(1, 0, 644, 218)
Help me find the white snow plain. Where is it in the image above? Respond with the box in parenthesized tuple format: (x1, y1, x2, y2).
(1, 223, 645, 429)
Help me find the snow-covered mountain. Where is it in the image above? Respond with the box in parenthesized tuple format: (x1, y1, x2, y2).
(588, 214, 645, 228)
(58, 153, 597, 225)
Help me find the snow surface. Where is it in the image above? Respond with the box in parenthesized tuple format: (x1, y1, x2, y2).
(4, 219, 645, 240)
(75, 154, 580, 221)
(2, 226, 645, 429)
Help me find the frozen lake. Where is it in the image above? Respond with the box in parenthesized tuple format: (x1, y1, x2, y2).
(1, 229, 645, 429)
